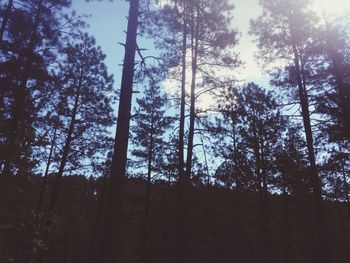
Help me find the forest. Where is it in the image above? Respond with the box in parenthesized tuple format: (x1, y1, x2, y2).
(0, 0, 349, 262)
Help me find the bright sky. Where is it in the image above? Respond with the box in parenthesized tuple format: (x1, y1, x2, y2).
(73, 0, 349, 101)
(73, 0, 265, 85)
(73, 0, 265, 113)
(72, 0, 349, 174)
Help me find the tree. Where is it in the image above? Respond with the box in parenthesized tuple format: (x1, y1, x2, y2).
(100, 0, 140, 262)
(184, 0, 238, 180)
(130, 81, 173, 260)
(250, 1, 329, 261)
(213, 86, 255, 191)
(143, 0, 239, 181)
(0, 0, 77, 176)
(36, 33, 115, 263)
(274, 123, 310, 263)
(237, 83, 286, 263)
(47, 33, 115, 212)
(315, 17, 350, 142)
(150, 1, 239, 260)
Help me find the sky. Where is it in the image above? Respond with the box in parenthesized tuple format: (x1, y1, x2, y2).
(72, 0, 349, 104)
(73, 0, 264, 80)
(71, 0, 349, 172)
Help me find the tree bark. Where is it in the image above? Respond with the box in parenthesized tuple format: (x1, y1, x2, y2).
(101, 0, 139, 262)
(36, 128, 57, 212)
(290, 24, 328, 262)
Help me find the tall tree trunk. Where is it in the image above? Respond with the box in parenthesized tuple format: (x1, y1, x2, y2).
(178, 2, 187, 182)
(176, 4, 200, 262)
(101, 0, 139, 262)
(185, 3, 199, 179)
(290, 34, 328, 263)
(49, 89, 80, 212)
(36, 128, 57, 212)
(38, 85, 81, 263)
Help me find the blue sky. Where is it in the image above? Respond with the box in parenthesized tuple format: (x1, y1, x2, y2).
(69, 0, 349, 176)
(70, 1, 338, 102)
(70, 0, 268, 175)
(72, 0, 349, 93)
(73, 0, 130, 84)
(72, 0, 270, 109)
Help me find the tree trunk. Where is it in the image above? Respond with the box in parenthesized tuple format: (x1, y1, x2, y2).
(176, 4, 200, 262)
(290, 32, 328, 263)
(49, 89, 80, 212)
(178, 2, 187, 183)
(38, 85, 81, 263)
(36, 128, 57, 212)
(101, 0, 139, 262)
(252, 130, 272, 263)
(185, 3, 199, 179)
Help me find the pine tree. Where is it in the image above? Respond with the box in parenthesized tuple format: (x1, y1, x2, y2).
(213, 86, 255, 190)
(37, 32, 115, 263)
(315, 17, 350, 142)
(47, 33, 115, 212)
(130, 81, 173, 261)
(0, 0, 77, 176)
(101, 0, 140, 262)
(237, 83, 286, 263)
(250, 1, 329, 261)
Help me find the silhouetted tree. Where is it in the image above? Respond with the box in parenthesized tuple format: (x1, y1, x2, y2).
(101, 0, 140, 262)
(250, 1, 328, 261)
(130, 81, 173, 260)
(48, 33, 115, 213)
(0, 0, 77, 176)
(315, 17, 350, 142)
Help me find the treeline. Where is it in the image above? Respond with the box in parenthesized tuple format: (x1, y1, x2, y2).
(0, 0, 349, 263)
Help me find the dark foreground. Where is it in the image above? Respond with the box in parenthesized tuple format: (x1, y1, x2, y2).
(0, 175, 349, 263)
